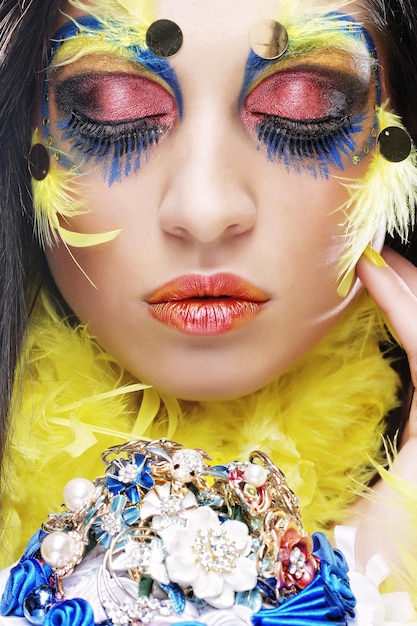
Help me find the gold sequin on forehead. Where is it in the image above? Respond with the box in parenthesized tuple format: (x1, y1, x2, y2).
(250, 20, 289, 60)
(146, 19, 183, 57)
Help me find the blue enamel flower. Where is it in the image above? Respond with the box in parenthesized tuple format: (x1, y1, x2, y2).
(91, 494, 140, 548)
(106, 453, 154, 503)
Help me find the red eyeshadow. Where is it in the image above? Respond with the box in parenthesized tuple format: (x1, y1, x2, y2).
(242, 70, 347, 127)
(62, 73, 177, 127)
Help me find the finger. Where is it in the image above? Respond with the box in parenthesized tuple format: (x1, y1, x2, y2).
(356, 247, 417, 386)
(405, 390, 417, 441)
(382, 246, 417, 296)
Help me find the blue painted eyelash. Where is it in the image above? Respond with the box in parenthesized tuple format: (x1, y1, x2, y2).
(58, 112, 162, 185)
(257, 113, 364, 177)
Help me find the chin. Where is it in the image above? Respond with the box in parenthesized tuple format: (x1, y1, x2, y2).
(143, 372, 271, 402)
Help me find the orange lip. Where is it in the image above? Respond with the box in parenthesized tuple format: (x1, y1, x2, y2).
(146, 273, 269, 335)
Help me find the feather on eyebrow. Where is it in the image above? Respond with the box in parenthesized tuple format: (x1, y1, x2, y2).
(242, 12, 379, 107)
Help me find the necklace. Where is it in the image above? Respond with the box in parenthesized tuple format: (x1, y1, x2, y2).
(1, 438, 356, 625)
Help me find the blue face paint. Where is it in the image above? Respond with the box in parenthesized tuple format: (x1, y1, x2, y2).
(43, 16, 183, 186)
(240, 13, 380, 178)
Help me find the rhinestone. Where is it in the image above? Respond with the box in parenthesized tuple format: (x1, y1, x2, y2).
(125, 542, 151, 569)
(101, 512, 123, 536)
(118, 462, 139, 483)
(288, 545, 306, 578)
(171, 449, 204, 483)
(23, 585, 57, 624)
(193, 528, 238, 573)
(159, 494, 183, 515)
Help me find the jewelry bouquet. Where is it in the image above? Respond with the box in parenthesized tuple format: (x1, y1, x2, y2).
(1, 439, 356, 625)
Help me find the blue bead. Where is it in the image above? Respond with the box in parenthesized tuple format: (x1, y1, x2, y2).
(23, 585, 57, 625)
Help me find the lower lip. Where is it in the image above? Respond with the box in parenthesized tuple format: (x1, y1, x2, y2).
(148, 298, 265, 335)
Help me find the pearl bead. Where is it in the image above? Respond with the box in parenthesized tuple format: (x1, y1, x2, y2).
(40, 531, 77, 568)
(23, 585, 56, 625)
(243, 463, 269, 487)
(63, 477, 95, 511)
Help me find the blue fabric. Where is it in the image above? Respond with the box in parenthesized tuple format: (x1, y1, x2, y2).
(251, 575, 347, 626)
(251, 534, 357, 625)
(44, 598, 95, 626)
(0, 558, 52, 617)
(312, 533, 349, 572)
(312, 533, 356, 617)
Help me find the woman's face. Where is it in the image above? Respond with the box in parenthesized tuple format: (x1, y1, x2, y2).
(44, 0, 382, 400)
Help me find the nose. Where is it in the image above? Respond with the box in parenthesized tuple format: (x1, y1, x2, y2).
(158, 108, 256, 245)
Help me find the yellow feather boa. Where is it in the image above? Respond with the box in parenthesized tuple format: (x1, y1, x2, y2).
(0, 286, 407, 588)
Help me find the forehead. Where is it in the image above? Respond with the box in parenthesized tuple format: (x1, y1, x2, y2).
(59, 0, 366, 33)
(54, 0, 374, 86)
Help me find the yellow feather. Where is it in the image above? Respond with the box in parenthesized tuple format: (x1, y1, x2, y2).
(57, 225, 122, 247)
(338, 108, 417, 283)
(31, 131, 122, 249)
(1, 287, 399, 572)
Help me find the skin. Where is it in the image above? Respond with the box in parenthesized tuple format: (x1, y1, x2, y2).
(351, 249, 417, 571)
(42, 0, 417, 580)
(45, 0, 382, 401)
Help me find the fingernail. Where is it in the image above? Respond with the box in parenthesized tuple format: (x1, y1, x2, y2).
(362, 245, 387, 267)
(337, 267, 355, 298)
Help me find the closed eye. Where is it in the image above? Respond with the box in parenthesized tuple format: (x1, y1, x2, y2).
(241, 65, 373, 175)
(51, 71, 178, 184)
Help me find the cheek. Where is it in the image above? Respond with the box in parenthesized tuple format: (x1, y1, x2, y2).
(257, 166, 368, 295)
(45, 244, 102, 322)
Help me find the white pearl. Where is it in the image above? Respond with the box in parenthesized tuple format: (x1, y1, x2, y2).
(243, 463, 269, 487)
(63, 477, 95, 511)
(41, 531, 77, 568)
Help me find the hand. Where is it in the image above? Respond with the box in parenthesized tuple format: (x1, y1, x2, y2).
(357, 246, 417, 443)
(349, 246, 417, 575)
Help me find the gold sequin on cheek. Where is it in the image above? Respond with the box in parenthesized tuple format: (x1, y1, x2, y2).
(250, 20, 289, 60)
(146, 19, 183, 57)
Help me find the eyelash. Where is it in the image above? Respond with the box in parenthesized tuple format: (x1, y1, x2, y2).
(256, 113, 363, 172)
(58, 111, 164, 183)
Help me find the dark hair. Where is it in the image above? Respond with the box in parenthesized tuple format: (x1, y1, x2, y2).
(0, 0, 416, 475)
(0, 0, 62, 467)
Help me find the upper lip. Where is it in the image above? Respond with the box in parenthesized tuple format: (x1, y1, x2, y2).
(146, 273, 270, 303)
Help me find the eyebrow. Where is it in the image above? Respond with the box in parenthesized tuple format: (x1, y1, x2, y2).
(239, 13, 381, 107)
(47, 16, 183, 116)
(240, 13, 379, 105)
